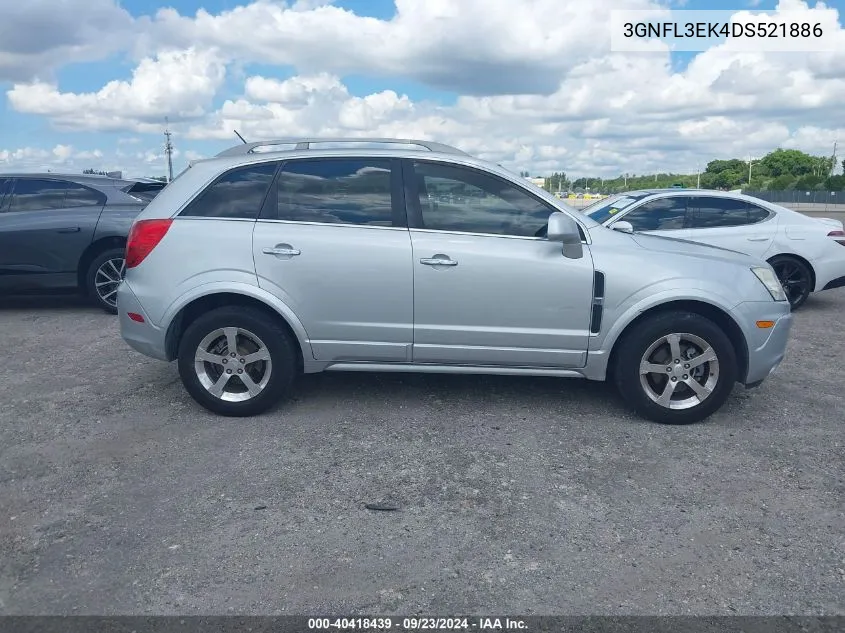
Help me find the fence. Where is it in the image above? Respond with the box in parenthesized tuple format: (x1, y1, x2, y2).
(742, 189, 845, 206)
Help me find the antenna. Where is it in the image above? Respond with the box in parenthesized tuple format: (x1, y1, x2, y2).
(164, 117, 174, 182)
(234, 129, 248, 144)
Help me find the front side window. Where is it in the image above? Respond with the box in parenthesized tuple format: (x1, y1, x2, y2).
(688, 197, 752, 228)
(180, 162, 279, 219)
(620, 197, 689, 231)
(8, 179, 69, 212)
(272, 158, 394, 226)
(412, 161, 552, 237)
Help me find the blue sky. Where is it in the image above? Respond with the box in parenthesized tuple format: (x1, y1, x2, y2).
(1, 0, 843, 177)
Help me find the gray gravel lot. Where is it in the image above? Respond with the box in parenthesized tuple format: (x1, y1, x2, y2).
(1, 291, 843, 616)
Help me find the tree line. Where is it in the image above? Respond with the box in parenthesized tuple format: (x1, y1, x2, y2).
(534, 149, 844, 194)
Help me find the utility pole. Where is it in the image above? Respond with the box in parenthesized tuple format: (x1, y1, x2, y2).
(164, 117, 174, 183)
(696, 164, 701, 189)
(748, 155, 753, 185)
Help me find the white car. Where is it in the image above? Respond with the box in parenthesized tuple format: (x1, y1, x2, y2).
(583, 189, 845, 309)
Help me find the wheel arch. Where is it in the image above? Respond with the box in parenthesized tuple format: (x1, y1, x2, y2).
(164, 291, 306, 373)
(607, 299, 749, 384)
(77, 236, 126, 294)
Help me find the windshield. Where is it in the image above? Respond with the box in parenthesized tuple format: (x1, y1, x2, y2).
(584, 193, 651, 224)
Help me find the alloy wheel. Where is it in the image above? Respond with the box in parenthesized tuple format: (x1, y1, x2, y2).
(94, 257, 125, 309)
(771, 260, 810, 307)
(639, 332, 720, 410)
(193, 327, 273, 402)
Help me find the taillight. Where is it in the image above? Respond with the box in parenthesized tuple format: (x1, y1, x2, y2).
(125, 219, 173, 268)
(828, 230, 845, 246)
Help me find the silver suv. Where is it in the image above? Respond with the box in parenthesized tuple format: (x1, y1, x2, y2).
(117, 138, 793, 425)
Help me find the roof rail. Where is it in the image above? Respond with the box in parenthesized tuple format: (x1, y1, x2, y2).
(214, 137, 469, 158)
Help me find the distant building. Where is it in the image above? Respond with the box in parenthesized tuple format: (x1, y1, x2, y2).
(526, 176, 546, 188)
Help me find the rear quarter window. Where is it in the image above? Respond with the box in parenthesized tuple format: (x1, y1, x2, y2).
(179, 162, 279, 219)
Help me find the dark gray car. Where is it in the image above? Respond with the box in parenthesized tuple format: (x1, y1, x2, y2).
(0, 173, 165, 313)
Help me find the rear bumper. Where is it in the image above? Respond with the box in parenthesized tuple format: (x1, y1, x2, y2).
(117, 281, 169, 361)
(738, 303, 793, 386)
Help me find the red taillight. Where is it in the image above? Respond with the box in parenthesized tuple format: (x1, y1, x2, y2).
(828, 230, 845, 246)
(125, 219, 173, 268)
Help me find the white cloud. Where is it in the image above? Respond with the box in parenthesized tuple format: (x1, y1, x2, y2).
(8, 48, 226, 132)
(0, 144, 171, 179)
(0, 0, 138, 81)
(2, 0, 844, 177)
(142, 0, 661, 95)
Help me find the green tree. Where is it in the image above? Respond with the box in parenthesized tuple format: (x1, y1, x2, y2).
(83, 168, 108, 175)
(770, 174, 796, 190)
(705, 159, 745, 175)
(825, 175, 845, 191)
(794, 174, 822, 190)
(758, 149, 816, 177)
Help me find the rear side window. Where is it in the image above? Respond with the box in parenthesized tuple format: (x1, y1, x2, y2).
(747, 203, 771, 223)
(620, 197, 688, 231)
(271, 158, 394, 226)
(180, 162, 278, 219)
(688, 197, 752, 228)
(8, 179, 69, 212)
(64, 182, 106, 207)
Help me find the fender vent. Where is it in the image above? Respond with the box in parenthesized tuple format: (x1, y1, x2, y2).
(590, 271, 606, 334)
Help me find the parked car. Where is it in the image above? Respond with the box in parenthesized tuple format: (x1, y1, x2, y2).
(117, 138, 792, 425)
(0, 173, 166, 312)
(583, 189, 845, 309)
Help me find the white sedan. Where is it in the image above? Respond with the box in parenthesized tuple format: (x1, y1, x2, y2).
(583, 189, 845, 309)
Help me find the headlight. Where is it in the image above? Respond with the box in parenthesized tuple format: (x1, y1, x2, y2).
(751, 266, 787, 302)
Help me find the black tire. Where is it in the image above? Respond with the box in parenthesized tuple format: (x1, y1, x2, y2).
(612, 311, 738, 425)
(177, 306, 299, 417)
(768, 255, 812, 310)
(85, 247, 125, 314)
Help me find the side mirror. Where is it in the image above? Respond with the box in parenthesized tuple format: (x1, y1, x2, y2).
(546, 212, 584, 259)
(611, 221, 634, 234)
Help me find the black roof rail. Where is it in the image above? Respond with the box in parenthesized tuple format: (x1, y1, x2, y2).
(214, 137, 469, 158)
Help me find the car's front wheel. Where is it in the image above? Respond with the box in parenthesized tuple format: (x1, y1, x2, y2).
(613, 311, 738, 424)
(177, 306, 298, 416)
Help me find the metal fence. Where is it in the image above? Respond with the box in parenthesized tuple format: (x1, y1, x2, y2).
(742, 190, 845, 205)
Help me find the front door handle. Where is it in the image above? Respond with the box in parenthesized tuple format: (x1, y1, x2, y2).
(420, 255, 458, 267)
(746, 237, 768, 242)
(263, 244, 301, 257)
(57, 227, 81, 233)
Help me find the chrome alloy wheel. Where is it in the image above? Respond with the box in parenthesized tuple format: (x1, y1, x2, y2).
(94, 257, 125, 308)
(194, 327, 272, 402)
(639, 332, 719, 410)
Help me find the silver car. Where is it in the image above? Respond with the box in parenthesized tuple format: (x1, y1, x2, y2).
(117, 138, 792, 425)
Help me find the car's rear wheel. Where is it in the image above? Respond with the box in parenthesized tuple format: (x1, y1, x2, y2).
(613, 311, 738, 424)
(177, 306, 298, 416)
(768, 255, 812, 310)
(85, 248, 125, 314)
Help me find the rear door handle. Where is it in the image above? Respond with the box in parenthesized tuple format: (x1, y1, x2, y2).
(57, 227, 81, 233)
(420, 255, 458, 267)
(262, 245, 301, 257)
(747, 237, 768, 242)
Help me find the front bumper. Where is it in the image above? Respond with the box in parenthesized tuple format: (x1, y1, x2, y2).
(735, 301, 793, 386)
(116, 281, 169, 361)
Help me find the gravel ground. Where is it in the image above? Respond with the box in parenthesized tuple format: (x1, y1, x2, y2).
(0, 291, 843, 616)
